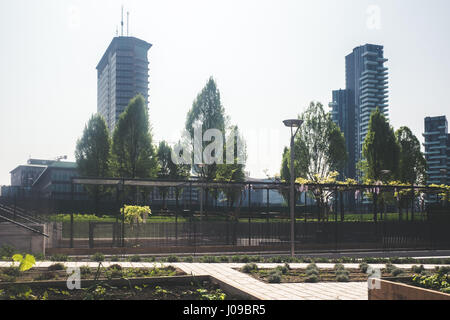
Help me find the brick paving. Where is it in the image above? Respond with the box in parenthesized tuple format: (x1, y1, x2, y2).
(1, 261, 449, 300)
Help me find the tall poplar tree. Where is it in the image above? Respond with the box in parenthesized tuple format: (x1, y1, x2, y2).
(111, 94, 158, 179)
(362, 108, 400, 182)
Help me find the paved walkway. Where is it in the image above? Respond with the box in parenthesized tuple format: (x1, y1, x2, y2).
(1, 261, 448, 300)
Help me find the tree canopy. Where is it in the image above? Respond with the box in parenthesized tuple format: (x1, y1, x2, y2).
(362, 108, 400, 182)
(185, 77, 227, 181)
(111, 94, 158, 179)
(75, 114, 111, 178)
(395, 126, 427, 185)
(281, 101, 347, 182)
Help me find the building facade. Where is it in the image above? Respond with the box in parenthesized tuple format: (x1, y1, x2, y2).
(3, 159, 85, 199)
(330, 44, 389, 180)
(96, 36, 152, 133)
(423, 116, 450, 185)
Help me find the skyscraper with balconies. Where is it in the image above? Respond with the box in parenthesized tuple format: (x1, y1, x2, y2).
(330, 44, 389, 180)
(97, 36, 152, 133)
(423, 116, 450, 185)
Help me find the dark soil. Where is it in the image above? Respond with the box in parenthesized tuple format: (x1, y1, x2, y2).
(0, 281, 232, 300)
(0, 265, 184, 283)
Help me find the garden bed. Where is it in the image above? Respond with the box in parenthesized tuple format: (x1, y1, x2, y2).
(0, 264, 246, 300)
(238, 263, 421, 284)
(0, 264, 185, 283)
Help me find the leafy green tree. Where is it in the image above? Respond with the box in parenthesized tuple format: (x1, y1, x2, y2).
(185, 77, 230, 216)
(75, 114, 111, 177)
(185, 77, 227, 181)
(75, 114, 111, 209)
(157, 140, 191, 208)
(280, 102, 347, 220)
(215, 126, 247, 211)
(362, 108, 400, 182)
(362, 108, 400, 221)
(395, 126, 427, 185)
(289, 102, 347, 180)
(111, 94, 158, 179)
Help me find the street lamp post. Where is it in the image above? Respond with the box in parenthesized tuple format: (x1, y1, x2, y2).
(283, 119, 303, 257)
(198, 164, 206, 220)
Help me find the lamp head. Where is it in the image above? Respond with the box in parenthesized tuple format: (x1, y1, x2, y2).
(283, 119, 303, 128)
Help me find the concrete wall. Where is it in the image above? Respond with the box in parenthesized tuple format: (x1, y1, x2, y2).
(0, 222, 46, 255)
(369, 279, 450, 300)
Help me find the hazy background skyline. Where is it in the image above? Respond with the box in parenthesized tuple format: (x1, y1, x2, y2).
(1, 0, 449, 186)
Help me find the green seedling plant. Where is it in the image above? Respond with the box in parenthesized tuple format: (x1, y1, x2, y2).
(12, 254, 36, 272)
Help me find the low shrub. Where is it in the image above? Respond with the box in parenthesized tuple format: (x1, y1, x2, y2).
(241, 263, 258, 274)
(34, 272, 57, 281)
(334, 263, 345, 271)
(392, 268, 404, 277)
(108, 264, 122, 270)
(437, 266, 450, 276)
(34, 253, 46, 261)
(306, 263, 318, 271)
(50, 254, 68, 262)
(218, 256, 230, 263)
(336, 273, 349, 282)
(183, 256, 194, 263)
(200, 256, 218, 263)
(110, 255, 121, 262)
(305, 268, 319, 276)
(146, 257, 156, 262)
(2, 266, 20, 277)
(129, 255, 141, 262)
(239, 256, 250, 263)
(359, 262, 369, 273)
(268, 256, 283, 263)
(48, 263, 65, 271)
(411, 265, 425, 274)
(231, 256, 241, 263)
(80, 266, 91, 275)
(0, 245, 15, 258)
(305, 274, 319, 283)
(336, 269, 349, 276)
(167, 255, 179, 263)
(249, 256, 262, 263)
(268, 270, 282, 283)
(384, 262, 395, 274)
(91, 253, 105, 262)
(275, 265, 289, 275)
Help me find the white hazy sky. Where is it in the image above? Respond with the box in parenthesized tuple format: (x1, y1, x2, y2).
(1, 0, 449, 186)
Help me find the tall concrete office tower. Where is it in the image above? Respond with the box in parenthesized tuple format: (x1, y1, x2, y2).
(96, 36, 152, 133)
(330, 44, 389, 180)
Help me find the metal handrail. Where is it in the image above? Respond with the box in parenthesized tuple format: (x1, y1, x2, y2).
(0, 213, 49, 237)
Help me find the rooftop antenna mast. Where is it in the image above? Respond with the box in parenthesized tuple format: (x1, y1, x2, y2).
(127, 11, 129, 36)
(121, 5, 124, 36)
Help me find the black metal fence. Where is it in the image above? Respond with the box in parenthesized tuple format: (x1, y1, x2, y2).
(0, 178, 449, 252)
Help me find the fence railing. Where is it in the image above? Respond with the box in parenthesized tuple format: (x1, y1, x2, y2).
(1, 179, 448, 252)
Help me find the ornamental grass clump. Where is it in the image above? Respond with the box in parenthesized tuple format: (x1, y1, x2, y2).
(359, 262, 369, 273)
(241, 263, 258, 274)
(275, 265, 289, 275)
(411, 265, 425, 274)
(334, 264, 350, 282)
(304, 263, 320, 282)
(268, 270, 282, 283)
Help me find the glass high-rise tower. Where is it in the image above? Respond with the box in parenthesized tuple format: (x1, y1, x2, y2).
(330, 44, 389, 180)
(96, 36, 152, 133)
(423, 116, 450, 186)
